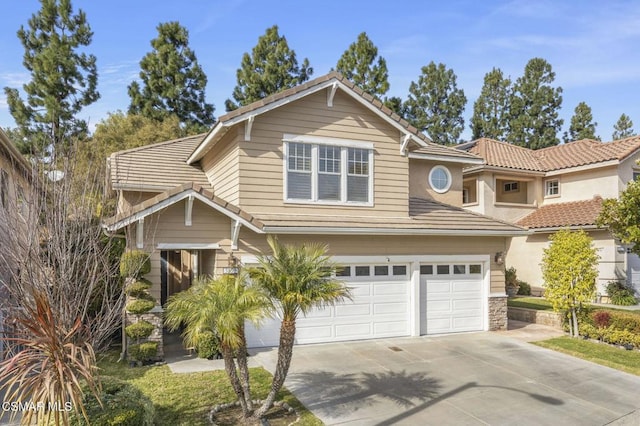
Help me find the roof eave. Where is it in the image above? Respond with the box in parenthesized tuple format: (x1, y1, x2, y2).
(263, 226, 530, 236)
(463, 164, 546, 176)
(408, 152, 483, 165)
(187, 122, 228, 164)
(526, 224, 602, 233)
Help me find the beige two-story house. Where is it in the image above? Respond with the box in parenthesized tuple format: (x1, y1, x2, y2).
(458, 137, 640, 297)
(104, 72, 527, 348)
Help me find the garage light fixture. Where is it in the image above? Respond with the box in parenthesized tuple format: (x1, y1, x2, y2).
(494, 251, 505, 265)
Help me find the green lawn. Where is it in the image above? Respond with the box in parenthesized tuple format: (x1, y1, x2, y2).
(534, 337, 640, 376)
(507, 296, 554, 311)
(97, 353, 322, 426)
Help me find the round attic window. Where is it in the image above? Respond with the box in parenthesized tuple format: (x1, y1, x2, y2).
(429, 165, 452, 193)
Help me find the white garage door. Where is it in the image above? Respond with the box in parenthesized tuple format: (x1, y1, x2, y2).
(420, 263, 484, 334)
(246, 263, 410, 348)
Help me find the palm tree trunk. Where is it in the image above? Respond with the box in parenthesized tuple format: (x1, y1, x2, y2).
(253, 318, 296, 419)
(235, 331, 253, 413)
(220, 343, 249, 417)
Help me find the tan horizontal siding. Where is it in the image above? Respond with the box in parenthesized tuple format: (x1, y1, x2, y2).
(237, 90, 409, 217)
(202, 130, 240, 205)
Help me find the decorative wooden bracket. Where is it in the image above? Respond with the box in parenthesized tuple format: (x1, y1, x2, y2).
(136, 218, 144, 249)
(231, 220, 241, 250)
(185, 195, 194, 226)
(244, 116, 255, 141)
(400, 134, 411, 155)
(327, 82, 338, 107)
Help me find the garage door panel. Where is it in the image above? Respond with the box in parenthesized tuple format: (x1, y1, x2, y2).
(427, 300, 451, 312)
(335, 323, 371, 338)
(427, 281, 451, 294)
(374, 302, 407, 314)
(350, 283, 373, 297)
(453, 299, 482, 310)
(452, 280, 480, 293)
(296, 325, 333, 340)
(373, 282, 408, 296)
(374, 321, 409, 334)
(301, 306, 334, 319)
(335, 303, 371, 316)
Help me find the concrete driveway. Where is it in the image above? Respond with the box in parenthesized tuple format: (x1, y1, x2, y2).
(254, 328, 640, 425)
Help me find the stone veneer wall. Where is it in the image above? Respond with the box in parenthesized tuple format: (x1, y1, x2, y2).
(125, 304, 164, 359)
(488, 296, 508, 331)
(507, 307, 563, 329)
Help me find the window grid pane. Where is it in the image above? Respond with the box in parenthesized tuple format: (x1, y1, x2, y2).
(437, 265, 450, 275)
(319, 146, 341, 174)
(469, 264, 482, 274)
(420, 265, 433, 275)
(288, 143, 311, 171)
(355, 266, 370, 276)
(393, 265, 407, 276)
(453, 265, 466, 274)
(336, 266, 351, 277)
(348, 148, 369, 176)
(374, 265, 389, 276)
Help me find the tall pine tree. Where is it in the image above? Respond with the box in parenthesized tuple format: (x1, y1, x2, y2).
(564, 101, 599, 142)
(4, 0, 99, 156)
(470, 67, 512, 140)
(404, 62, 466, 145)
(508, 58, 563, 149)
(335, 32, 389, 97)
(128, 21, 214, 131)
(612, 113, 635, 140)
(226, 25, 312, 111)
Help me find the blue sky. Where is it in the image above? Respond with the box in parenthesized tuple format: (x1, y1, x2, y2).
(1, 0, 639, 141)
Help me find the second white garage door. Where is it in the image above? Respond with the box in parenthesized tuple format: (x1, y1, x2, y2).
(420, 263, 484, 335)
(245, 263, 410, 347)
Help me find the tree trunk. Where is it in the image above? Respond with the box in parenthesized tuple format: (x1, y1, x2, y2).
(252, 318, 296, 419)
(235, 331, 253, 413)
(571, 308, 579, 337)
(220, 343, 249, 417)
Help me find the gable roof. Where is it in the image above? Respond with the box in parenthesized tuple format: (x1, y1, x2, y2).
(516, 197, 603, 230)
(187, 71, 481, 165)
(108, 133, 211, 192)
(104, 184, 528, 236)
(462, 136, 640, 173)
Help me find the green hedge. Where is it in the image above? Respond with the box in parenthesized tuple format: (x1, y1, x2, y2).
(126, 298, 155, 315)
(125, 320, 154, 340)
(579, 309, 640, 348)
(125, 279, 152, 297)
(71, 376, 155, 425)
(120, 250, 151, 279)
(129, 342, 159, 362)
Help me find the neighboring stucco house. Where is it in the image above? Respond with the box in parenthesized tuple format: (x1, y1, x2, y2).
(0, 127, 34, 358)
(104, 72, 527, 349)
(458, 137, 640, 297)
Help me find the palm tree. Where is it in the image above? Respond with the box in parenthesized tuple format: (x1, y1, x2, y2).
(250, 236, 352, 419)
(164, 274, 270, 418)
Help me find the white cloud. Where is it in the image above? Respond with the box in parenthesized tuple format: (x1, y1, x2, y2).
(0, 72, 30, 87)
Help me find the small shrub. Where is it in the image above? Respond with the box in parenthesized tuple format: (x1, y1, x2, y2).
(126, 298, 155, 315)
(517, 280, 531, 295)
(505, 266, 518, 287)
(608, 311, 640, 334)
(125, 320, 154, 340)
(120, 250, 151, 278)
(196, 331, 221, 359)
(592, 311, 611, 328)
(124, 279, 152, 297)
(71, 376, 155, 426)
(128, 342, 159, 362)
(606, 281, 638, 306)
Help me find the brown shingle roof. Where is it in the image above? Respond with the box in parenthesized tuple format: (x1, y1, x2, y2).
(191, 71, 480, 163)
(253, 198, 527, 234)
(516, 197, 603, 229)
(109, 134, 211, 191)
(464, 136, 640, 172)
(104, 182, 264, 231)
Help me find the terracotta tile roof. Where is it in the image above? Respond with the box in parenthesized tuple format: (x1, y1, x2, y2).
(109, 134, 211, 191)
(463, 136, 640, 172)
(104, 182, 264, 231)
(253, 198, 527, 234)
(192, 71, 479, 163)
(516, 197, 603, 229)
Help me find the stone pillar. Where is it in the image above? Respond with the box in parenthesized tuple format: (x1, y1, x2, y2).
(488, 296, 508, 331)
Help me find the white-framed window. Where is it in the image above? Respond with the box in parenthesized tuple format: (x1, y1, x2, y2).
(545, 179, 559, 196)
(504, 181, 519, 192)
(428, 165, 452, 193)
(284, 137, 373, 205)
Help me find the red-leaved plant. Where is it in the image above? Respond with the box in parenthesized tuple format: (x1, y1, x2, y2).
(0, 289, 101, 425)
(593, 310, 611, 329)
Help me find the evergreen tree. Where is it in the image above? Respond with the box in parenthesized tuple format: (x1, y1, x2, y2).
(335, 32, 389, 97)
(226, 25, 313, 111)
(470, 68, 512, 140)
(404, 62, 467, 145)
(4, 0, 99, 156)
(128, 21, 214, 130)
(507, 58, 563, 149)
(383, 96, 407, 118)
(612, 113, 635, 140)
(564, 101, 599, 142)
